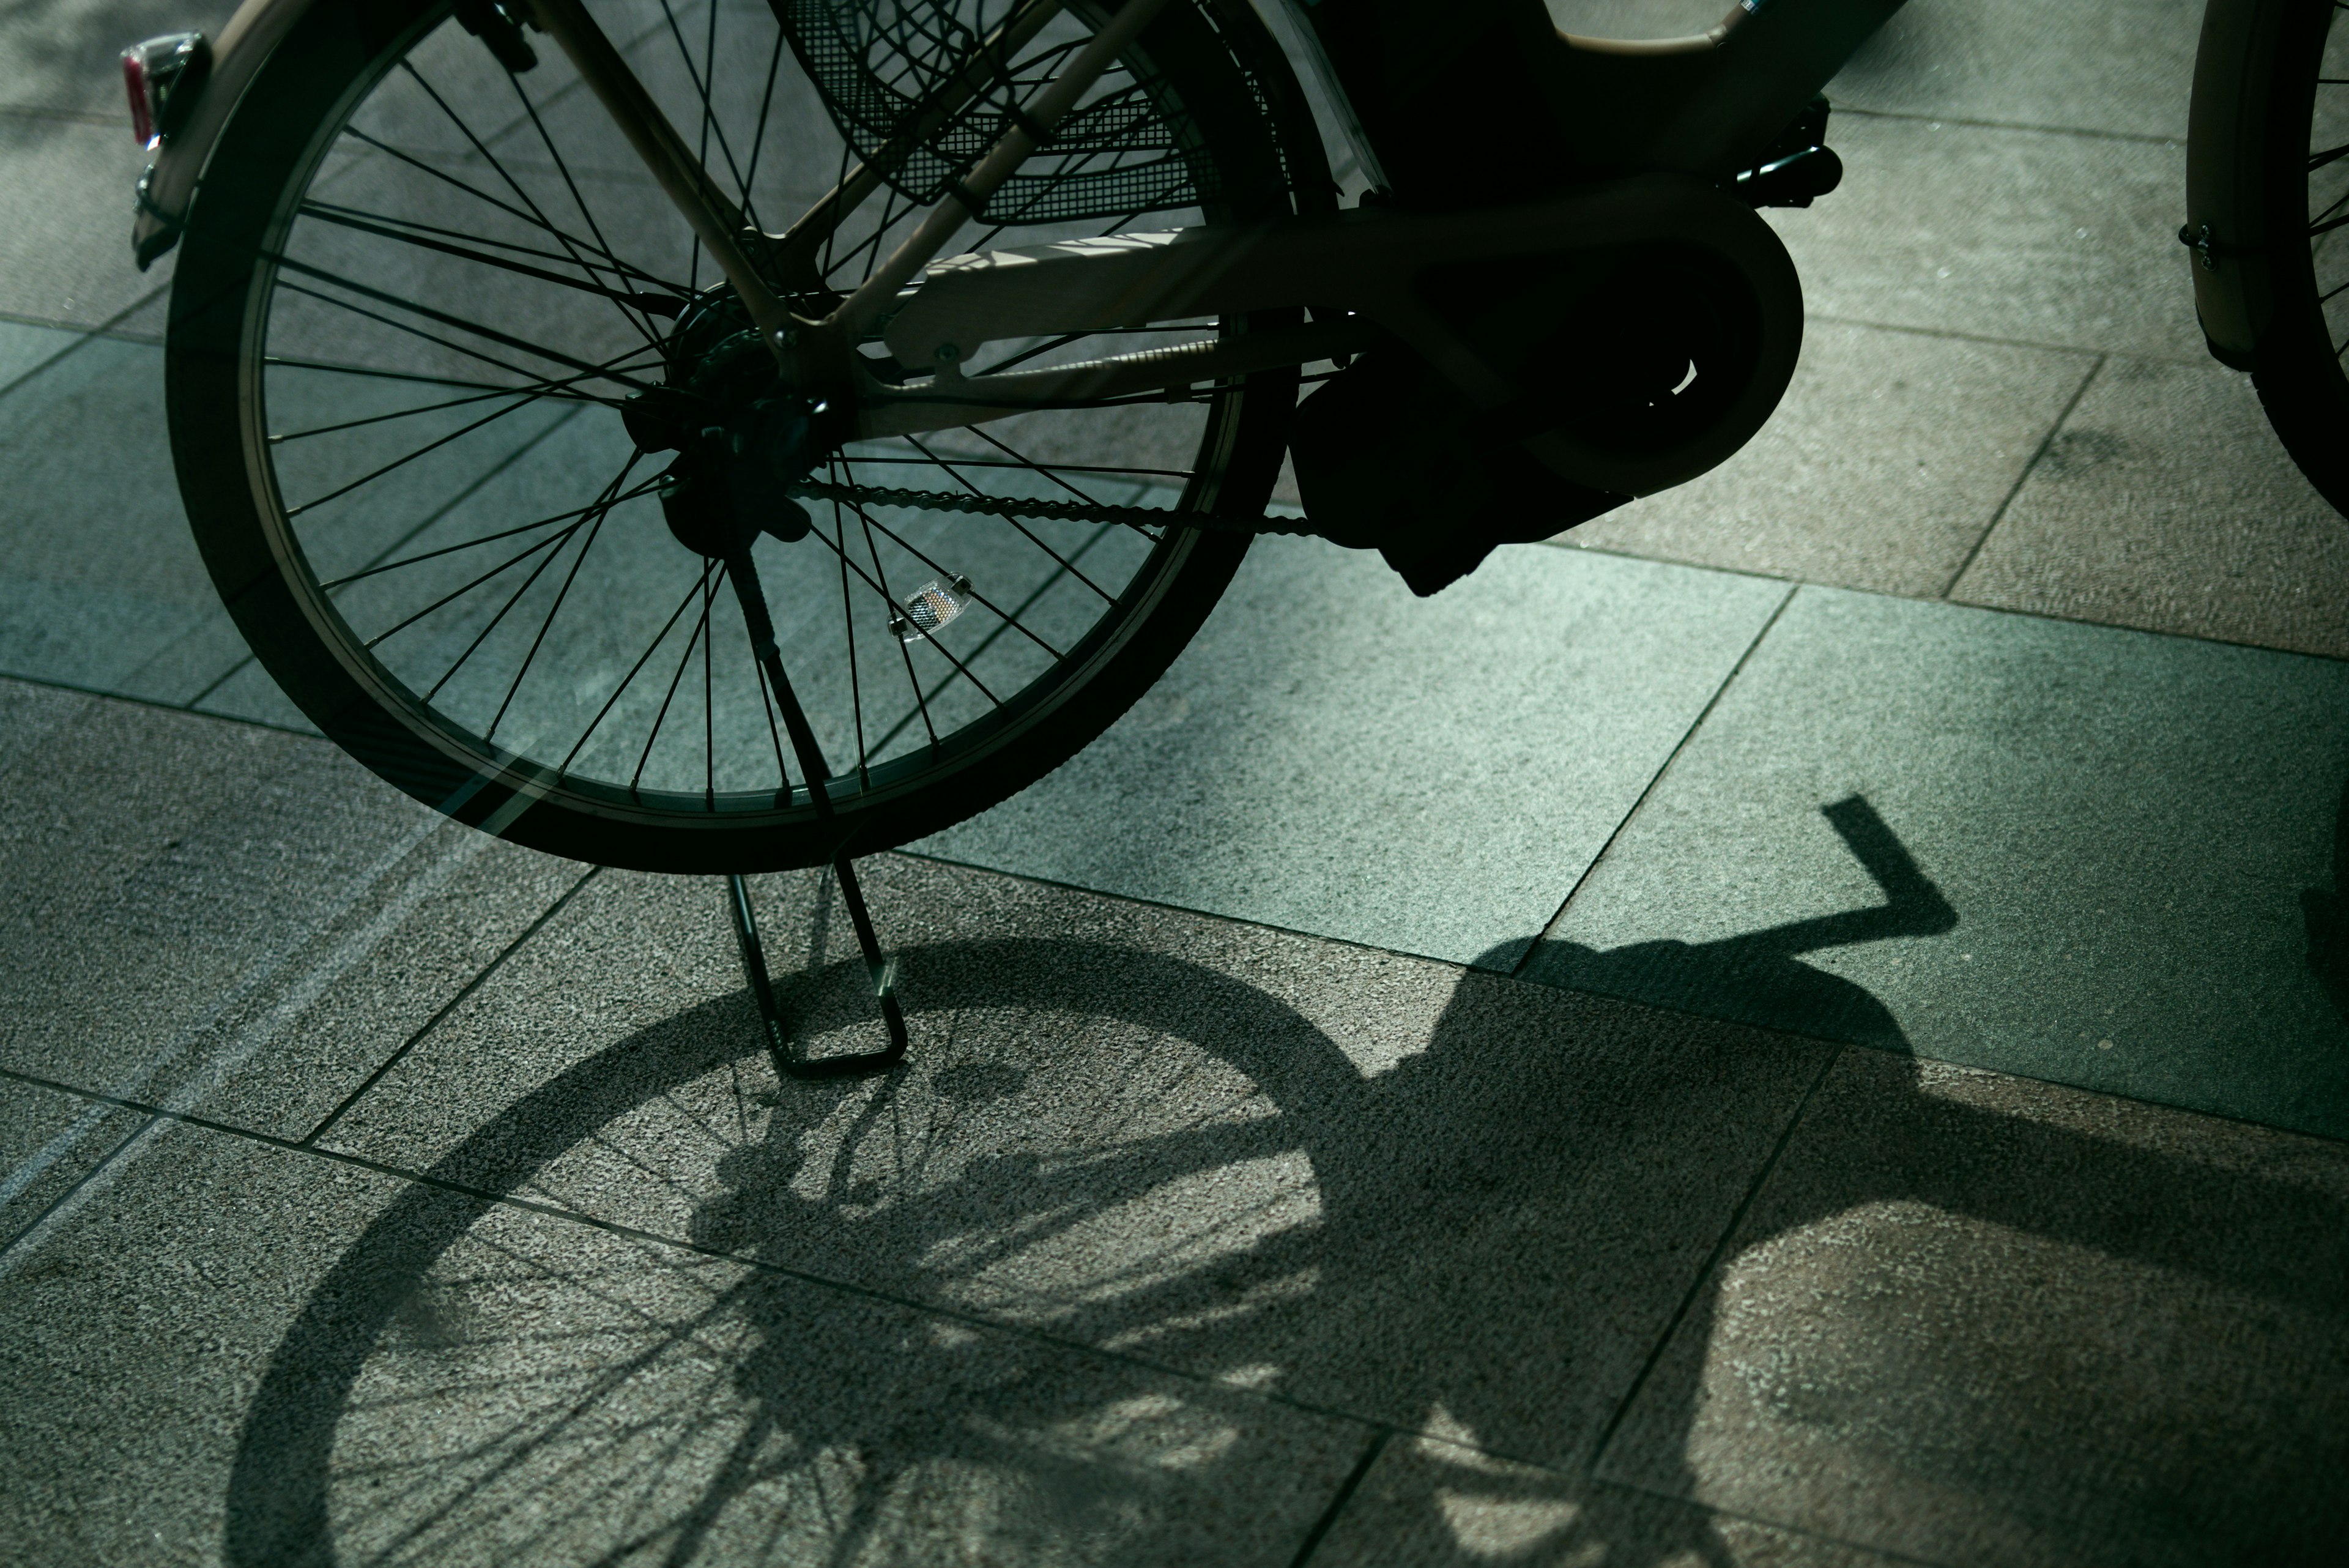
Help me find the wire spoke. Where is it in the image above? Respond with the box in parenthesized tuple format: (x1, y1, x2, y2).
(488, 453, 643, 739)
(269, 256, 661, 392)
(558, 568, 710, 778)
(295, 202, 684, 322)
(364, 521, 582, 650)
(422, 522, 577, 700)
(864, 518, 1119, 757)
(900, 433, 1110, 606)
(273, 351, 658, 445)
(299, 199, 686, 292)
(280, 341, 654, 518)
(396, 61, 662, 336)
(336, 125, 651, 286)
(634, 560, 722, 795)
(841, 464, 940, 745)
(321, 479, 664, 587)
(503, 72, 669, 349)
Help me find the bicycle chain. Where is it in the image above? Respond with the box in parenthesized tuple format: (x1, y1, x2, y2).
(785, 478, 1312, 536)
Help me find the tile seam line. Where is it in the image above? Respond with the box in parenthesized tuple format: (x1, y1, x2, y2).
(885, 848, 1506, 972)
(0, 283, 170, 403)
(297, 862, 603, 1145)
(1583, 1041, 1848, 1476)
(0, 668, 323, 736)
(1511, 582, 1800, 976)
(1940, 352, 2107, 598)
(0, 105, 122, 129)
(1833, 103, 2183, 147)
(1803, 314, 2199, 368)
(0, 1070, 1420, 1438)
(1286, 1429, 1390, 1568)
(0, 1110, 159, 1260)
(1554, 535, 2349, 666)
(1583, 1474, 1956, 1568)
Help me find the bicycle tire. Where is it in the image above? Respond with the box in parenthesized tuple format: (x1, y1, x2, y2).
(167, 0, 1323, 874)
(2240, 0, 2349, 513)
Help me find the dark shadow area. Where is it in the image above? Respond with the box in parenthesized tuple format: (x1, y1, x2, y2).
(2304, 777, 2349, 1027)
(1520, 793, 1954, 1047)
(223, 800, 2349, 1565)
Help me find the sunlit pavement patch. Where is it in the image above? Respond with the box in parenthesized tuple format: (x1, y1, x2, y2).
(917, 535, 1790, 967)
(1529, 585, 2349, 1139)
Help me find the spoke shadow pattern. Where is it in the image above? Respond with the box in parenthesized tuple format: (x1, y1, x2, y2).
(223, 803, 2349, 1565)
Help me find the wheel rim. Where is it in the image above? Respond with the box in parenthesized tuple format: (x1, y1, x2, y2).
(2307, 1, 2349, 363)
(225, 0, 1285, 849)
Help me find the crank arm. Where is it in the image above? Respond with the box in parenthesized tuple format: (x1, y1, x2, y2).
(853, 318, 1375, 439)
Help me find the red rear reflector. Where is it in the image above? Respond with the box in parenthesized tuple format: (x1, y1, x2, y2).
(123, 53, 155, 147)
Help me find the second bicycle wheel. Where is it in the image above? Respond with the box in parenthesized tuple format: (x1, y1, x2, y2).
(2236, 0, 2349, 513)
(167, 0, 1322, 872)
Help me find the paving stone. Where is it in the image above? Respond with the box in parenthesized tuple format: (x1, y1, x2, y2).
(0, 680, 586, 1140)
(1596, 1049, 2349, 1567)
(0, 319, 80, 393)
(0, 111, 165, 330)
(1776, 114, 2198, 363)
(1829, 0, 2203, 142)
(915, 537, 1788, 967)
(0, 313, 576, 719)
(0, 1116, 1369, 1566)
(1314, 1430, 1913, 1567)
(1952, 354, 2349, 659)
(1563, 321, 2095, 596)
(0, 1076, 149, 1251)
(325, 853, 1833, 1473)
(0, 333, 224, 694)
(0, 0, 243, 121)
(1526, 585, 2349, 1140)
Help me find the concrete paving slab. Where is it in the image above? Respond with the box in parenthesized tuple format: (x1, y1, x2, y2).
(1562, 321, 2095, 597)
(325, 852, 1835, 1474)
(0, 1076, 149, 1250)
(1829, 0, 2203, 142)
(1314, 1431, 1913, 1568)
(0, 1114, 1370, 1566)
(0, 111, 165, 330)
(1595, 1050, 2349, 1567)
(1951, 354, 2349, 660)
(1526, 585, 2349, 1140)
(0, 680, 586, 1140)
(1776, 115, 2198, 363)
(0, 332, 225, 693)
(914, 537, 1789, 967)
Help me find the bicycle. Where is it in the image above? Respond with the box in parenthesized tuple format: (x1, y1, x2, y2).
(110, 0, 2346, 1065)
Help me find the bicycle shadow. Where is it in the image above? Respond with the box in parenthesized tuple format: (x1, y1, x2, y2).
(223, 797, 2349, 1566)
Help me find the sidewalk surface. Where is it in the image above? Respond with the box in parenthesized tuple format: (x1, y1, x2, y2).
(4, 1, 2347, 1564)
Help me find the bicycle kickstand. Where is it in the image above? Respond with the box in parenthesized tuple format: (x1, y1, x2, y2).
(728, 859, 908, 1079)
(721, 546, 909, 1081)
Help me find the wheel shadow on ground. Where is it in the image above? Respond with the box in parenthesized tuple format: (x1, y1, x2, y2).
(223, 800, 2349, 1567)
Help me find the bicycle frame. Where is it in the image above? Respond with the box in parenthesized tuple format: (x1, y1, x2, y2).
(132, 0, 1903, 495)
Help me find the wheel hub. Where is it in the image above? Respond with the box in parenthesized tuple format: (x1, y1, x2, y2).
(621, 290, 847, 559)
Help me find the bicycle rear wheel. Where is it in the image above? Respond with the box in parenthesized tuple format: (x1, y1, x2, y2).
(168, 0, 1321, 872)
(2241, 0, 2349, 513)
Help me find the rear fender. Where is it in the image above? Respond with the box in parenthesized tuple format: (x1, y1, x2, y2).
(2184, 0, 2289, 366)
